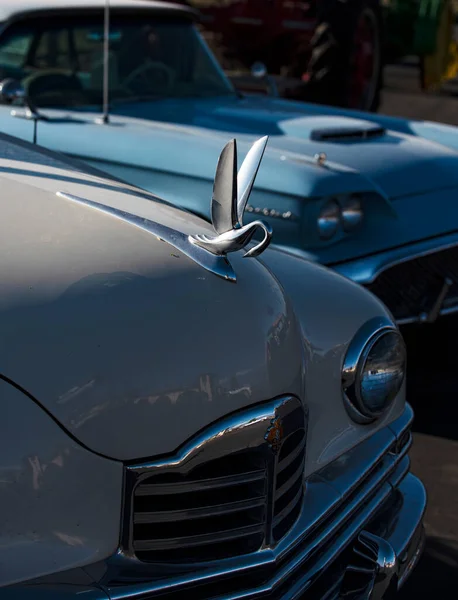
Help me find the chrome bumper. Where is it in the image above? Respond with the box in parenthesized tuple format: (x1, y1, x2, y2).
(317, 473, 426, 600)
(4, 407, 426, 600)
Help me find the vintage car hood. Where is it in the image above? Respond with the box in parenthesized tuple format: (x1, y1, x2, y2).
(0, 134, 402, 473)
(106, 95, 458, 199)
(0, 136, 304, 461)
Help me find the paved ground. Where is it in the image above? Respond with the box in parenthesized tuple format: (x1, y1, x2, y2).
(398, 318, 458, 597)
(377, 66, 458, 595)
(380, 59, 458, 125)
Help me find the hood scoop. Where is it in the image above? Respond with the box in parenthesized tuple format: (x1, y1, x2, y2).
(310, 123, 385, 143)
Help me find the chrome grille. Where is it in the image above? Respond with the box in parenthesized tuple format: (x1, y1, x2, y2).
(273, 425, 306, 541)
(365, 245, 458, 323)
(132, 449, 267, 562)
(125, 396, 306, 564)
(112, 405, 414, 600)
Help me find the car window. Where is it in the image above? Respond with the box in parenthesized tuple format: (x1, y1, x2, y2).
(0, 31, 32, 68)
(0, 13, 235, 109)
(33, 29, 72, 70)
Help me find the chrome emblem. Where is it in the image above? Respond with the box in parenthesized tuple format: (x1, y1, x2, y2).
(189, 136, 273, 258)
(314, 152, 327, 166)
(246, 205, 297, 220)
(265, 417, 284, 454)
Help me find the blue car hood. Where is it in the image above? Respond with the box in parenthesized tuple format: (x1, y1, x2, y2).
(7, 94, 458, 203)
(106, 95, 458, 199)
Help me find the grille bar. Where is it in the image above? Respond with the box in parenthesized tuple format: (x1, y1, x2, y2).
(277, 436, 306, 472)
(134, 497, 266, 524)
(275, 459, 305, 501)
(135, 469, 265, 496)
(273, 485, 304, 528)
(133, 523, 266, 551)
(272, 425, 306, 543)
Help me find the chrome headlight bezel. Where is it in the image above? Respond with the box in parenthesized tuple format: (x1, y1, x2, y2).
(316, 195, 365, 241)
(341, 194, 364, 232)
(342, 316, 406, 424)
(317, 198, 341, 240)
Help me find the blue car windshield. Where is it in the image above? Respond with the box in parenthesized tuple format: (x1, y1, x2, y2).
(0, 14, 236, 108)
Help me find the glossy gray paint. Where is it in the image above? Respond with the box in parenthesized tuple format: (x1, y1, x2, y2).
(0, 379, 123, 587)
(0, 134, 302, 461)
(0, 133, 402, 471)
(259, 249, 405, 471)
(0, 404, 422, 595)
(0, 175, 301, 461)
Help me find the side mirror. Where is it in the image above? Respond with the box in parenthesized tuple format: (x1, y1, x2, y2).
(250, 62, 278, 97)
(0, 78, 26, 104)
(0, 78, 45, 144)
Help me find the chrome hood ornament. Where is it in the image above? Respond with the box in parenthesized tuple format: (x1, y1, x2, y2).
(190, 136, 273, 259)
(56, 138, 272, 283)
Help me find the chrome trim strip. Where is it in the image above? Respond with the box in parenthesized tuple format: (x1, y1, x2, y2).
(57, 192, 238, 282)
(342, 317, 394, 388)
(388, 402, 414, 440)
(58, 137, 273, 283)
(133, 496, 266, 524)
(389, 454, 413, 490)
(126, 397, 300, 474)
(331, 231, 458, 285)
(106, 406, 413, 599)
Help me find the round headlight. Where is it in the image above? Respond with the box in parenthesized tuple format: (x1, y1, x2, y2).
(341, 195, 364, 232)
(342, 318, 406, 423)
(317, 199, 341, 239)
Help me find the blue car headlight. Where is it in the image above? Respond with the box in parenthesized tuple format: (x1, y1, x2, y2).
(317, 199, 341, 239)
(341, 195, 364, 232)
(342, 318, 406, 423)
(317, 195, 364, 240)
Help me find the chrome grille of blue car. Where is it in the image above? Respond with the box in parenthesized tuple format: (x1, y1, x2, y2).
(366, 245, 458, 323)
(125, 397, 306, 563)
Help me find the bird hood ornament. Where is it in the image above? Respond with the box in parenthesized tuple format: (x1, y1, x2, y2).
(56, 136, 272, 284)
(189, 136, 273, 259)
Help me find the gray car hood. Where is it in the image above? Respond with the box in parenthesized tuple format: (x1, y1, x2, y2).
(0, 135, 305, 461)
(0, 135, 401, 473)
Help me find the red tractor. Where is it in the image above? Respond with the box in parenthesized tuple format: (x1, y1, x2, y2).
(183, 0, 383, 112)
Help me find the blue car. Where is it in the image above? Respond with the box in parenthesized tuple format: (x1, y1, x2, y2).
(1, 0, 458, 325)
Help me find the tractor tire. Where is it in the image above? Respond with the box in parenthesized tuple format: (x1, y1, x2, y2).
(298, 0, 384, 112)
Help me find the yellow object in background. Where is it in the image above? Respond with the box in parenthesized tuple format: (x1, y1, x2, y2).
(421, 1, 458, 90)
